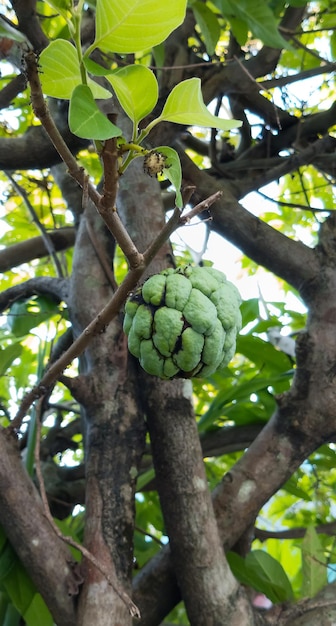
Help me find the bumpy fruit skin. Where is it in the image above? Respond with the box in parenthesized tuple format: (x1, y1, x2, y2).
(123, 265, 242, 379)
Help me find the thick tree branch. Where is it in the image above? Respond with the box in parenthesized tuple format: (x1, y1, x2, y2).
(0, 73, 27, 110)
(235, 105, 336, 166)
(0, 227, 76, 273)
(0, 124, 89, 171)
(0, 277, 68, 312)
(141, 375, 255, 626)
(179, 150, 319, 293)
(0, 429, 77, 626)
(260, 62, 336, 90)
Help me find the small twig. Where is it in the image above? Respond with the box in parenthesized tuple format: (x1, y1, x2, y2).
(233, 55, 282, 130)
(179, 191, 222, 224)
(33, 398, 140, 619)
(297, 167, 311, 208)
(135, 525, 164, 546)
(5, 171, 64, 277)
(288, 33, 331, 64)
(82, 173, 89, 211)
(257, 189, 328, 213)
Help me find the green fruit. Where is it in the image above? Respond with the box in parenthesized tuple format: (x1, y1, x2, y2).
(123, 265, 242, 379)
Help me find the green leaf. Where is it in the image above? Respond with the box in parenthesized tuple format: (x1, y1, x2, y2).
(301, 525, 327, 598)
(215, 0, 290, 49)
(92, 0, 187, 54)
(240, 298, 260, 328)
(155, 146, 183, 208)
(191, 2, 221, 56)
(236, 335, 293, 372)
(228, 16, 248, 46)
(198, 371, 291, 431)
(69, 85, 122, 140)
(247, 550, 294, 602)
(2, 559, 52, 626)
(0, 344, 22, 377)
(43, 0, 72, 20)
(227, 550, 293, 603)
(282, 476, 311, 501)
(83, 57, 114, 76)
(157, 78, 242, 130)
(39, 40, 111, 99)
(7, 296, 59, 337)
(106, 65, 158, 126)
(23, 593, 53, 626)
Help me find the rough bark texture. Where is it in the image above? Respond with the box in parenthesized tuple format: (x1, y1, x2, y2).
(0, 430, 77, 626)
(68, 199, 146, 624)
(141, 376, 256, 626)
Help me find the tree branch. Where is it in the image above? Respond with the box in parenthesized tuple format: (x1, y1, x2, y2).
(0, 277, 68, 312)
(0, 428, 77, 626)
(240, 134, 336, 195)
(0, 228, 75, 273)
(178, 150, 319, 293)
(34, 401, 140, 618)
(141, 374, 255, 625)
(10, 0, 49, 50)
(255, 520, 336, 542)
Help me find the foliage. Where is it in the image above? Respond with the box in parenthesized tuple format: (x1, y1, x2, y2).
(1, 0, 336, 625)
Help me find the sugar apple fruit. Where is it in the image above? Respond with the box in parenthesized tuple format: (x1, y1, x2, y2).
(123, 265, 242, 379)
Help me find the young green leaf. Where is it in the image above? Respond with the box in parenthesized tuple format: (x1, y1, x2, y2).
(155, 78, 242, 130)
(39, 40, 111, 100)
(69, 85, 122, 140)
(301, 525, 327, 598)
(91, 0, 187, 54)
(43, 0, 72, 21)
(106, 65, 158, 127)
(155, 146, 183, 208)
